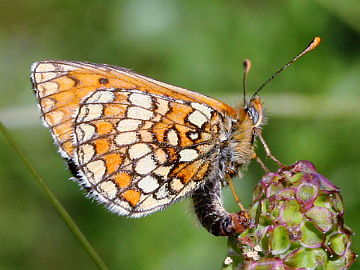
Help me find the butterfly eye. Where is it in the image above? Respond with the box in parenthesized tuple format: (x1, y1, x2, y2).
(246, 107, 260, 126)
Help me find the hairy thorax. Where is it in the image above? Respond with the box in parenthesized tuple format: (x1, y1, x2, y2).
(214, 108, 256, 182)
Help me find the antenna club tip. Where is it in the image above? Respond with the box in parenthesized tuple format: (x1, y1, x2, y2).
(309, 37, 321, 51)
(243, 59, 252, 73)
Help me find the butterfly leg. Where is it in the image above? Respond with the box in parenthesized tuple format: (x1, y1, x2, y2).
(192, 180, 249, 236)
(256, 130, 285, 168)
(226, 176, 245, 211)
(253, 154, 270, 173)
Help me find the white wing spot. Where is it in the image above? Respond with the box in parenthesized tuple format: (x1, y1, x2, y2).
(35, 72, 57, 84)
(135, 155, 156, 175)
(34, 63, 56, 73)
(78, 144, 95, 164)
(45, 110, 64, 126)
(188, 132, 199, 140)
(188, 110, 207, 128)
(151, 114, 162, 122)
(191, 103, 212, 119)
(179, 149, 199, 162)
(41, 98, 56, 113)
(166, 129, 178, 146)
(153, 165, 173, 179)
(155, 98, 170, 115)
(77, 104, 103, 122)
(59, 64, 77, 72)
(37, 82, 59, 97)
(137, 195, 171, 212)
(128, 143, 152, 159)
(137, 176, 159, 193)
(86, 91, 115, 103)
(142, 121, 153, 130)
(129, 93, 153, 109)
(33, 63, 58, 83)
(170, 178, 184, 192)
(127, 107, 153, 120)
(98, 181, 117, 200)
(115, 132, 137, 146)
(139, 130, 153, 142)
(154, 148, 167, 164)
(85, 160, 106, 185)
(155, 185, 169, 199)
(76, 123, 96, 144)
(117, 119, 142, 132)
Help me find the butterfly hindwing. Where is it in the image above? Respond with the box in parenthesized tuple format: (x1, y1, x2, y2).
(31, 60, 236, 216)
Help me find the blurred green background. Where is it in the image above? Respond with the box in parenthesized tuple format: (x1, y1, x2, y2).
(0, 0, 359, 269)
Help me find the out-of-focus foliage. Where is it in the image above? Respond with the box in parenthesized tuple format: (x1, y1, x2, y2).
(0, 1, 359, 269)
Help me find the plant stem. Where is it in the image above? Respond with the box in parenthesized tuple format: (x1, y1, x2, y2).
(0, 121, 110, 270)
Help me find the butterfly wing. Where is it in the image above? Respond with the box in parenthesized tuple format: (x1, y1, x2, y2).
(31, 60, 237, 217)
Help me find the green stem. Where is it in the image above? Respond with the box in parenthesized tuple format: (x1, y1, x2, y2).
(0, 121, 110, 270)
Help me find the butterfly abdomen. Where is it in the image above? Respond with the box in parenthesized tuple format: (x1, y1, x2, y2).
(192, 174, 249, 236)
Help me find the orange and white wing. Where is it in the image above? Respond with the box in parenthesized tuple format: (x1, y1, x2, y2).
(31, 60, 236, 217)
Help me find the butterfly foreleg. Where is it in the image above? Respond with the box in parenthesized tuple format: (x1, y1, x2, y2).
(256, 130, 285, 168)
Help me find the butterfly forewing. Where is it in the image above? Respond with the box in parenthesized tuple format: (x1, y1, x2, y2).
(31, 60, 237, 217)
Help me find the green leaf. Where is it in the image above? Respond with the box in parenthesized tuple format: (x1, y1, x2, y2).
(296, 183, 318, 203)
(299, 222, 324, 248)
(280, 199, 303, 226)
(269, 225, 291, 255)
(284, 248, 327, 269)
(329, 233, 348, 256)
(305, 206, 334, 233)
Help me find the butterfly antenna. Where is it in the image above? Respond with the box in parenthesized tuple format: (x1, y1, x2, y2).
(242, 59, 252, 105)
(251, 37, 321, 99)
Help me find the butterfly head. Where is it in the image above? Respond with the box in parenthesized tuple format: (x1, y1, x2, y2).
(245, 96, 263, 128)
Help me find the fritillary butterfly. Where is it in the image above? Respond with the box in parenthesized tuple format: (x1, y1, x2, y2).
(30, 37, 320, 236)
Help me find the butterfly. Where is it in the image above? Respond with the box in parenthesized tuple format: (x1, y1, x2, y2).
(30, 37, 320, 236)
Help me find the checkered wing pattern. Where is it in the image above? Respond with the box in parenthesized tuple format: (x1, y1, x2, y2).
(31, 60, 237, 217)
